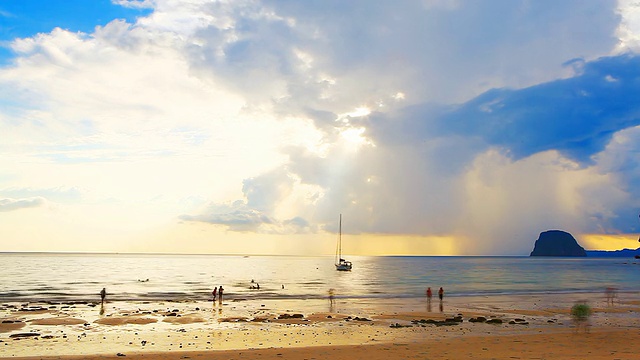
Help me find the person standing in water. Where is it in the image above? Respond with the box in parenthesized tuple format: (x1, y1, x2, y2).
(438, 287, 444, 301)
(100, 288, 106, 305)
(212, 287, 217, 302)
(218, 285, 224, 303)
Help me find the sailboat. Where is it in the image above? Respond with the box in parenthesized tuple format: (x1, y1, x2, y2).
(335, 214, 353, 271)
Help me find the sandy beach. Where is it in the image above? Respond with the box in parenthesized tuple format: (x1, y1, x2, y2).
(2, 291, 639, 359)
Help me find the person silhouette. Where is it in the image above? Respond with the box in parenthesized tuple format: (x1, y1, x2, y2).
(99, 288, 107, 315)
(328, 288, 336, 312)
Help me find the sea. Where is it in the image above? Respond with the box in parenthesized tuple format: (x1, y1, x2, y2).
(0, 253, 638, 303)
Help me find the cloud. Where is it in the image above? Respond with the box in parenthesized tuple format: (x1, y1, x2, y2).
(590, 126, 640, 233)
(180, 201, 315, 234)
(432, 54, 640, 165)
(183, 53, 640, 254)
(181, 168, 317, 234)
(112, 0, 155, 9)
(0, 16, 299, 206)
(181, 168, 295, 231)
(0, 197, 45, 212)
(180, 200, 275, 231)
(0, 10, 15, 18)
(0, 187, 82, 203)
(153, 0, 621, 119)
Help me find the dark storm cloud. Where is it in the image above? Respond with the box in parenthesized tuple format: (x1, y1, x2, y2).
(431, 54, 640, 165)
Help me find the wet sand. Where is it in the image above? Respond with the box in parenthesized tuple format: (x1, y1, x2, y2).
(2, 292, 639, 359)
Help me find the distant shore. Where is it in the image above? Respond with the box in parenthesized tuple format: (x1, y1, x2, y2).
(2, 291, 639, 359)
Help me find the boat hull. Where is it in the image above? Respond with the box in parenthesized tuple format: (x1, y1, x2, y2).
(335, 261, 352, 271)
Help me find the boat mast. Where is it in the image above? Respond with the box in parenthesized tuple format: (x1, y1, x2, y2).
(335, 214, 342, 265)
(339, 214, 342, 261)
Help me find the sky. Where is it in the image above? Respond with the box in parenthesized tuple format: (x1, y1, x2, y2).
(2, 0, 640, 256)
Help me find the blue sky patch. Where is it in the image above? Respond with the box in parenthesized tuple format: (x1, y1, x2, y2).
(0, 0, 151, 64)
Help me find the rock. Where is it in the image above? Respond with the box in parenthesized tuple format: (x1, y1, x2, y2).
(277, 313, 304, 319)
(486, 319, 503, 324)
(510, 321, 529, 325)
(434, 321, 459, 326)
(530, 230, 586, 257)
(18, 307, 47, 312)
(412, 318, 460, 326)
(390, 323, 412, 328)
(9, 333, 40, 338)
(353, 317, 371, 321)
(469, 317, 487, 323)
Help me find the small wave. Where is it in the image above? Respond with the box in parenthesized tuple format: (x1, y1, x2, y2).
(147, 291, 189, 297)
(27, 287, 61, 292)
(300, 281, 325, 285)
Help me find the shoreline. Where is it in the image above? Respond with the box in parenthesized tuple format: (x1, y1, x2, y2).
(2, 291, 639, 359)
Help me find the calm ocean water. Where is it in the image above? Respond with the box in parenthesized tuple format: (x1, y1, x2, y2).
(0, 253, 638, 302)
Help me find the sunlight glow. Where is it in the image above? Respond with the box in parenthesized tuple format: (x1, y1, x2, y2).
(346, 234, 461, 256)
(339, 107, 371, 121)
(334, 106, 375, 150)
(580, 234, 640, 251)
(340, 127, 365, 142)
(339, 127, 375, 149)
